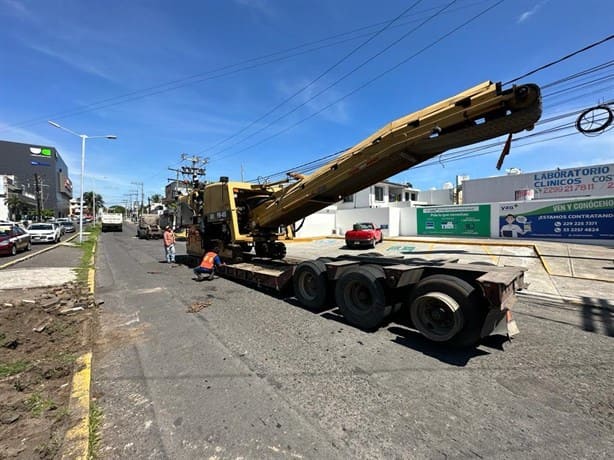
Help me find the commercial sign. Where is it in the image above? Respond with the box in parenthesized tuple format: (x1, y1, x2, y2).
(29, 146, 53, 157)
(499, 197, 614, 239)
(417, 205, 490, 236)
(532, 164, 613, 198)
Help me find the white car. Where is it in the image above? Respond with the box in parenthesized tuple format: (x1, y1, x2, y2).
(27, 223, 62, 244)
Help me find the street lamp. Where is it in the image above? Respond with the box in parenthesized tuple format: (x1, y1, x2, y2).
(48, 121, 116, 243)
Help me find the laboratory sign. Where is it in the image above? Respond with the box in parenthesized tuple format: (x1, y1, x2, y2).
(417, 205, 490, 237)
(498, 197, 614, 239)
(532, 164, 614, 198)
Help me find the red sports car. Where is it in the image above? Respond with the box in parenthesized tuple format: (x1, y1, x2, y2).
(345, 222, 383, 248)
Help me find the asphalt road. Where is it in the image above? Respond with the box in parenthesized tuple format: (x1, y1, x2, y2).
(92, 226, 613, 459)
(0, 229, 77, 267)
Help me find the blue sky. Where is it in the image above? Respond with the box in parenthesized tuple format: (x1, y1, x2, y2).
(0, 0, 612, 206)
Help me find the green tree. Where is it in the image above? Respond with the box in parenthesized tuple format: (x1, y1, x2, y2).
(150, 193, 162, 203)
(41, 209, 54, 219)
(108, 205, 126, 214)
(82, 191, 104, 215)
(3, 194, 23, 221)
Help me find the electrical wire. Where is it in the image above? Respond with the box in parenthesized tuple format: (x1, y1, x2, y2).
(203, 0, 427, 154)
(207, 0, 462, 159)
(1, 1, 490, 135)
(211, 0, 505, 163)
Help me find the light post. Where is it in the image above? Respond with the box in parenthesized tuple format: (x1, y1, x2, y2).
(48, 121, 116, 243)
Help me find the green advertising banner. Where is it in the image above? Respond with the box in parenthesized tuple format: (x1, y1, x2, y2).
(417, 205, 491, 236)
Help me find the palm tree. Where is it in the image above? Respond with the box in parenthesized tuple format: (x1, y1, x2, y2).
(150, 193, 162, 204)
(82, 191, 104, 216)
(3, 194, 23, 221)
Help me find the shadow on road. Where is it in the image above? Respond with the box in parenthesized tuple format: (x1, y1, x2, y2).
(387, 326, 490, 366)
(581, 297, 614, 337)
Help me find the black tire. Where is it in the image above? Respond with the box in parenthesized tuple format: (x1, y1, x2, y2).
(370, 239, 376, 249)
(293, 260, 329, 309)
(407, 274, 487, 347)
(26, 241, 31, 251)
(379, 234, 384, 243)
(335, 265, 391, 331)
(11, 245, 17, 256)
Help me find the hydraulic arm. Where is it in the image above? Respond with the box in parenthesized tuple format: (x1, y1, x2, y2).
(250, 81, 541, 230)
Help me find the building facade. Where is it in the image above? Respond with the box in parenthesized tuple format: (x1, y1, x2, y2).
(0, 140, 73, 217)
(462, 163, 614, 203)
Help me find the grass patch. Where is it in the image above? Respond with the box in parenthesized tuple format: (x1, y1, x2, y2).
(75, 225, 101, 283)
(25, 392, 57, 416)
(88, 401, 103, 459)
(0, 360, 28, 377)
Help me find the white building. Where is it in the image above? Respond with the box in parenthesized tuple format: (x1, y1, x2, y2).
(462, 163, 614, 203)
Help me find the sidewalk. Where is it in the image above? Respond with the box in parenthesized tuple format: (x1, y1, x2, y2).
(286, 236, 614, 307)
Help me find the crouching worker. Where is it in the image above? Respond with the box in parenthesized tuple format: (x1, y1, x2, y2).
(194, 247, 224, 281)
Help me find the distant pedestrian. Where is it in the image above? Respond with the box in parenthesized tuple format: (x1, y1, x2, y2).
(194, 247, 224, 281)
(163, 225, 176, 263)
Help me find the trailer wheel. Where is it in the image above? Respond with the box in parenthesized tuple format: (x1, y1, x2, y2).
(335, 265, 390, 331)
(408, 274, 485, 346)
(293, 260, 329, 309)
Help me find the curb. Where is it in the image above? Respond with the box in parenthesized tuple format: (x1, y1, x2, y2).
(287, 236, 613, 283)
(517, 290, 613, 308)
(61, 352, 92, 460)
(62, 232, 97, 458)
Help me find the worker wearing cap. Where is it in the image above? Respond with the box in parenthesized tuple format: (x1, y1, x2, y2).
(163, 225, 176, 263)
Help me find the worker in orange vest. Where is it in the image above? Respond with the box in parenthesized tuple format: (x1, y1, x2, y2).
(194, 247, 224, 281)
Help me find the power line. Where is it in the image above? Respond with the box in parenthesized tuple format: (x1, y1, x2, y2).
(203, 0, 427, 154)
(250, 63, 613, 183)
(211, 0, 505, 163)
(504, 34, 614, 86)
(1, 2, 488, 135)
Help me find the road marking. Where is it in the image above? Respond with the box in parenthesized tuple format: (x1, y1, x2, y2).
(482, 245, 499, 264)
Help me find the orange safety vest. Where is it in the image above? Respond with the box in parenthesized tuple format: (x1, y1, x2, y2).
(199, 252, 217, 270)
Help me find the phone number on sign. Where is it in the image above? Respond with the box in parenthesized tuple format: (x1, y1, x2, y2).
(539, 182, 614, 194)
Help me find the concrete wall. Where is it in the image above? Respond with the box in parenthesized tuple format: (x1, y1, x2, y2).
(296, 210, 336, 238)
(296, 196, 614, 244)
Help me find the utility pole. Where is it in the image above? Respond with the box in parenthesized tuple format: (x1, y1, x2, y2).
(131, 181, 144, 217)
(180, 154, 208, 188)
(34, 174, 42, 221)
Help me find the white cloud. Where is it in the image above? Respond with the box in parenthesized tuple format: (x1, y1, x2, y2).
(1, 0, 28, 18)
(517, 1, 549, 24)
(23, 42, 119, 83)
(234, 0, 276, 17)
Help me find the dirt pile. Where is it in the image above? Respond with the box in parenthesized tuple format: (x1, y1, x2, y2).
(0, 282, 98, 459)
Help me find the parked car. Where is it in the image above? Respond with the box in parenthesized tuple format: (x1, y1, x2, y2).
(345, 222, 383, 248)
(50, 221, 66, 236)
(27, 223, 62, 244)
(59, 221, 76, 233)
(0, 223, 31, 256)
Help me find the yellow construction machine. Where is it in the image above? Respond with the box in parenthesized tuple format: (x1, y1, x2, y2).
(179, 80, 541, 346)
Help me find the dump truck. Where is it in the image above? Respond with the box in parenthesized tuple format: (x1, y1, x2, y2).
(183, 81, 541, 346)
(100, 212, 123, 232)
(137, 214, 163, 239)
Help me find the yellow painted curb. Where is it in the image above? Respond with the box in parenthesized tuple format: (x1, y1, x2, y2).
(88, 268, 95, 294)
(62, 352, 92, 460)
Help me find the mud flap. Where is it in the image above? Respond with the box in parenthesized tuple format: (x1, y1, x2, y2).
(481, 309, 519, 339)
